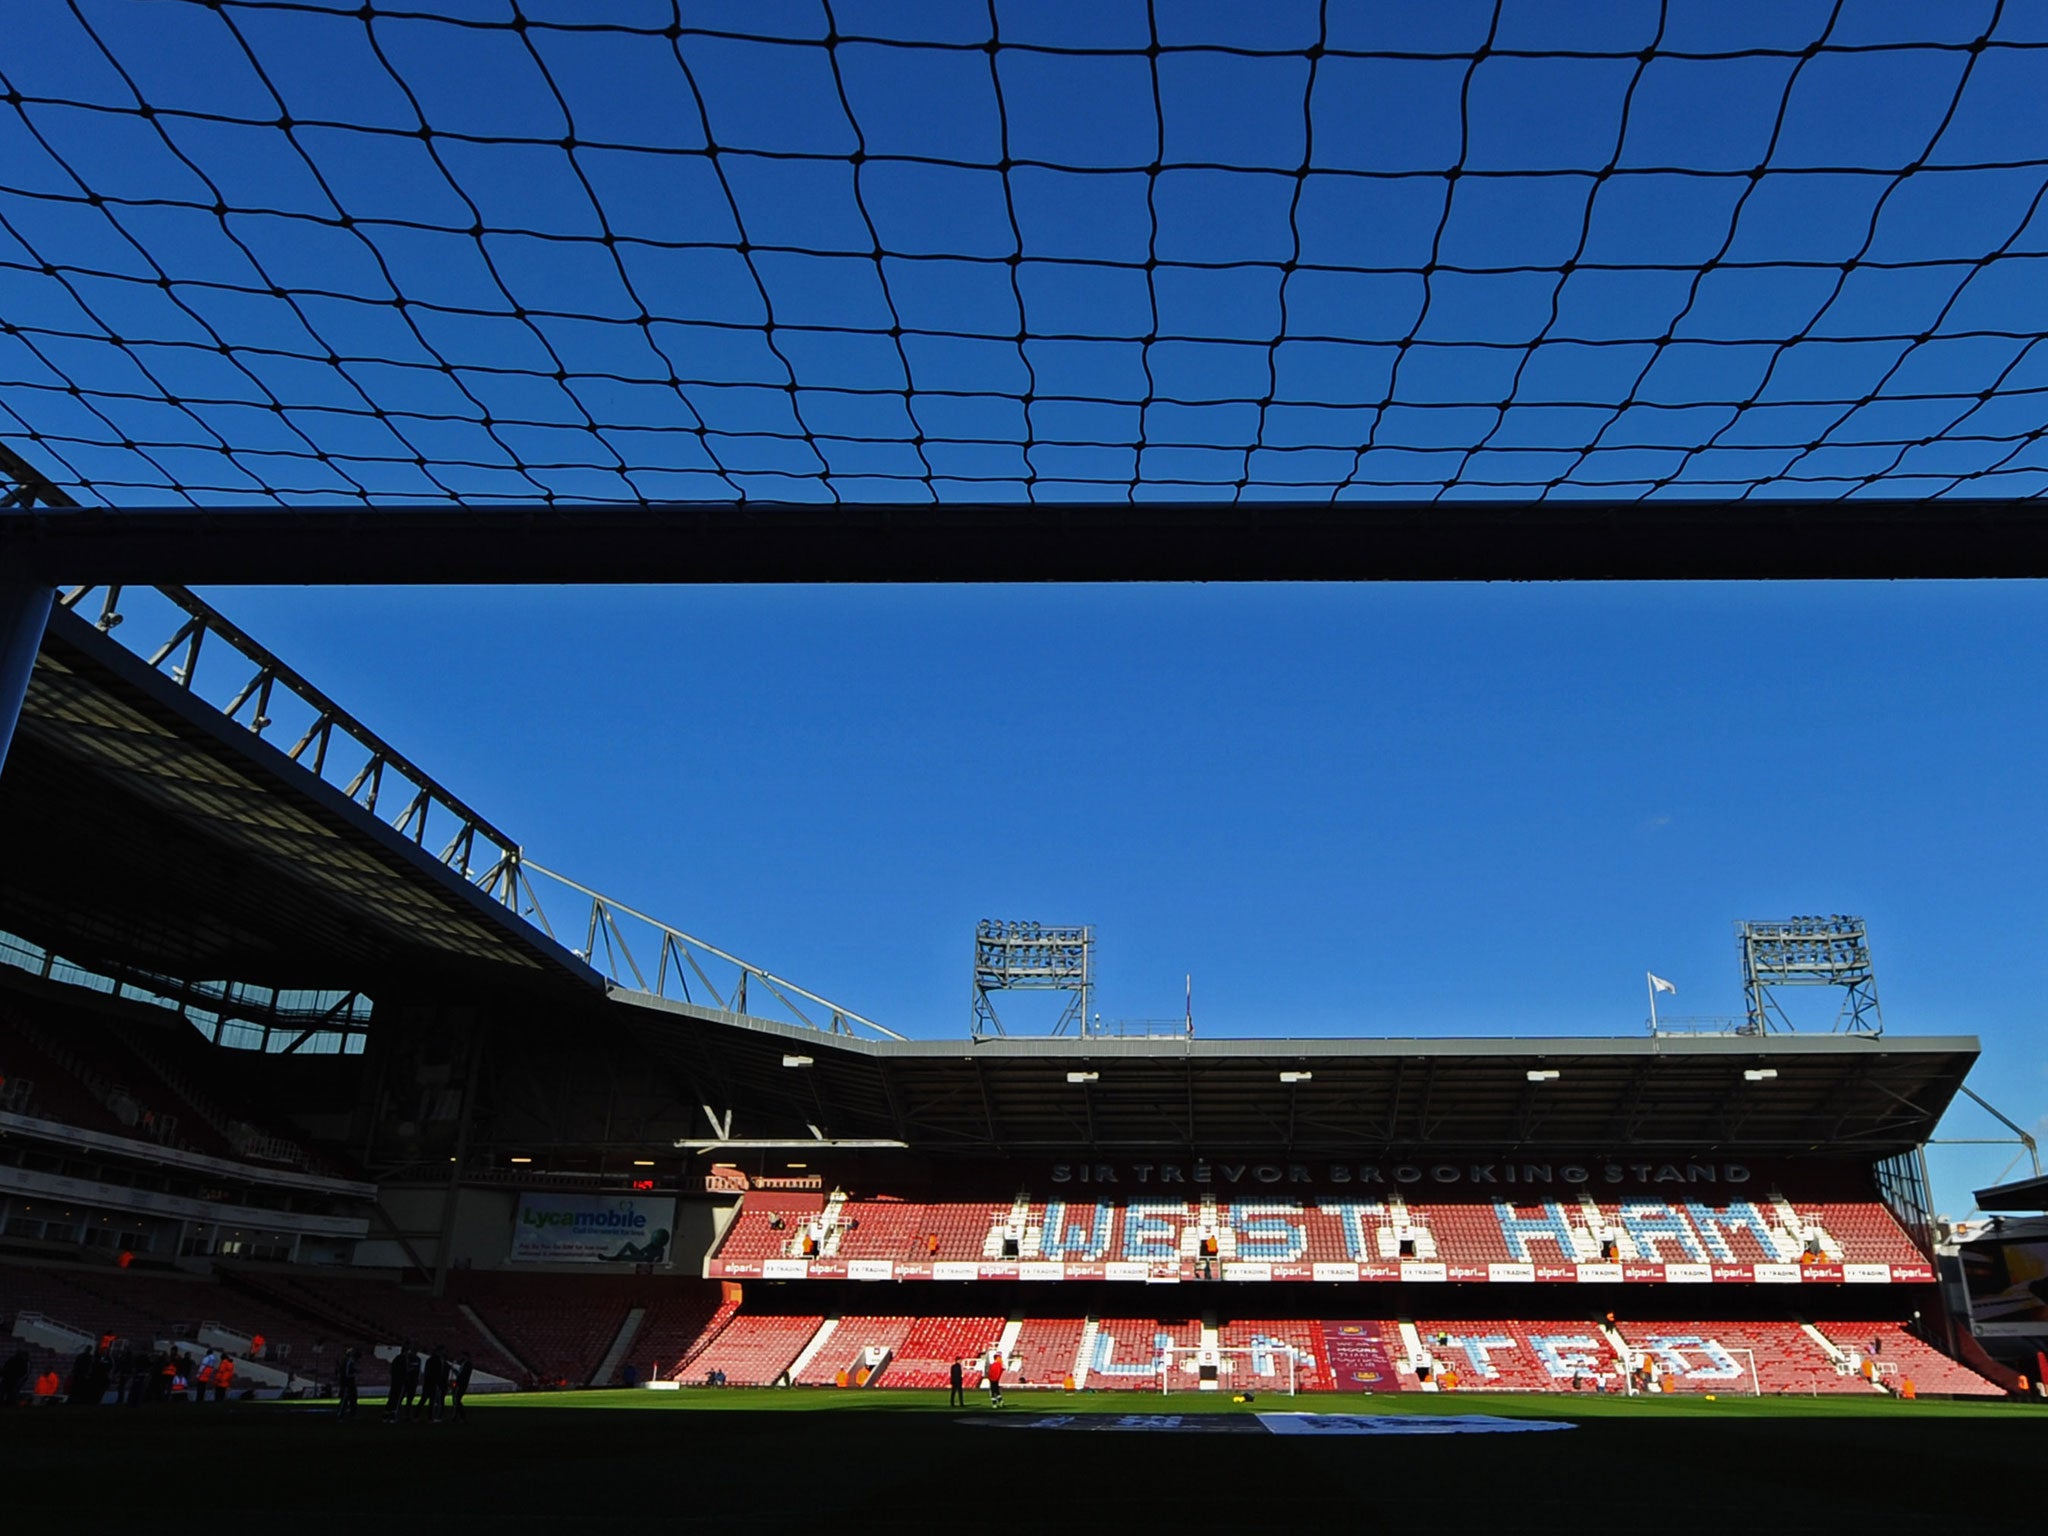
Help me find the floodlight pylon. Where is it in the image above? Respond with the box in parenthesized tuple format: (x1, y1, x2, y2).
(1738, 916, 1884, 1037)
(970, 919, 1093, 1039)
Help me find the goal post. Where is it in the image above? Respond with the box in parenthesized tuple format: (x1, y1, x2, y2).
(1156, 1344, 1303, 1397)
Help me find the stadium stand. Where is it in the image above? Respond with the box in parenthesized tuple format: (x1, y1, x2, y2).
(2, 1262, 167, 1361)
(1005, 1317, 1088, 1389)
(1216, 1318, 1332, 1392)
(681, 1313, 824, 1387)
(1814, 1322, 2006, 1398)
(631, 1287, 734, 1384)
(793, 1315, 916, 1387)
(1415, 1318, 1616, 1392)
(0, 4, 2028, 1422)
(239, 1273, 525, 1384)
(708, 1192, 1930, 1275)
(452, 1273, 638, 1389)
(0, 1010, 140, 1141)
(1087, 1317, 1202, 1390)
(1806, 1207, 1929, 1267)
(1617, 1321, 1857, 1396)
(832, 1198, 1019, 1263)
(877, 1315, 1004, 1389)
(715, 1192, 830, 1264)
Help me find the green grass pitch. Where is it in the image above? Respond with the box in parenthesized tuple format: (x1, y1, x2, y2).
(9, 1388, 2037, 1532)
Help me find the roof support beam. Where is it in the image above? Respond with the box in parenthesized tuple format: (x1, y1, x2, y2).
(0, 557, 52, 779)
(10, 499, 2048, 585)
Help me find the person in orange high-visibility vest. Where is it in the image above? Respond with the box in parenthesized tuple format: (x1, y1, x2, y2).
(213, 1355, 236, 1403)
(249, 1334, 265, 1360)
(34, 1369, 60, 1399)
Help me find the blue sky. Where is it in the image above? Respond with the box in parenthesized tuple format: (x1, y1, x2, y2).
(202, 577, 2048, 1218)
(3, 3, 2047, 1216)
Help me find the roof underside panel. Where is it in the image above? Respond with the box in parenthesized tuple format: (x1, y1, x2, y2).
(1, 607, 598, 992)
(615, 994, 1977, 1161)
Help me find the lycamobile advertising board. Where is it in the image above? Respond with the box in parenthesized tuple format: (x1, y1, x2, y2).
(510, 1193, 677, 1263)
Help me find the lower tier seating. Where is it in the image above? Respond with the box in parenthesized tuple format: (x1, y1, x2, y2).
(1618, 1320, 1858, 1394)
(683, 1314, 822, 1386)
(1414, 1318, 1614, 1391)
(452, 1273, 635, 1389)
(1088, 1317, 1201, 1390)
(878, 1314, 1004, 1388)
(1005, 1316, 1086, 1387)
(1815, 1321, 2004, 1396)
(795, 1315, 916, 1386)
(1217, 1318, 1333, 1391)
(634, 1291, 732, 1382)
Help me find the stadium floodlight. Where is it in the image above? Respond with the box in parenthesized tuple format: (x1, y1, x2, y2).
(782, 1054, 815, 1068)
(1066, 1071, 1100, 1084)
(1526, 1070, 1561, 1082)
(1744, 1069, 1780, 1082)
(509, 1156, 533, 1164)
(1279, 1071, 1313, 1084)
(632, 1160, 655, 1167)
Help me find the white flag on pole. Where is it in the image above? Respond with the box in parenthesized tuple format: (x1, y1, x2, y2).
(1647, 973, 1677, 995)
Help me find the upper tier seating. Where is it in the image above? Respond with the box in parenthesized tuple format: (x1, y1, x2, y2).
(0, 1013, 134, 1138)
(1805, 1206, 1925, 1265)
(0, 991, 357, 1177)
(715, 1193, 829, 1263)
(709, 1192, 1926, 1271)
(832, 1198, 1018, 1262)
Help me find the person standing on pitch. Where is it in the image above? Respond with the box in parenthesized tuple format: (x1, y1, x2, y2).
(337, 1346, 359, 1419)
(948, 1358, 965, 1408)
(421, 1345, 449, 1422)
(985, 1350, 1004, 1408)
(386, 1341, 415, 1422)
(450, 1353, 473, 1421)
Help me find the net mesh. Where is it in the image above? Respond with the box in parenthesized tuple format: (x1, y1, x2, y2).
(2, 0, 2047, 510)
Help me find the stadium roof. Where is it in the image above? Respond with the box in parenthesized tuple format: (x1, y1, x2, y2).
(617, 990, 1978, 1160)
(1974, 1173, 2048, 1212)
(6, 7, 2048, 580)
(1, 597, 598, 990)
(0, 568, 1985, 1166)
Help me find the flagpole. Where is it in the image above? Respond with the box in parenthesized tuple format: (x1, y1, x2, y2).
(1646, 971, 1658, 1034)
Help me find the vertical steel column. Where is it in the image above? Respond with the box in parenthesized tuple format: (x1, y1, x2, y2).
(0, 558, 54, 777)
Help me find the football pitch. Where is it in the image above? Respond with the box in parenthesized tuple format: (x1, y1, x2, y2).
(8, 1389, 2037, 1531)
